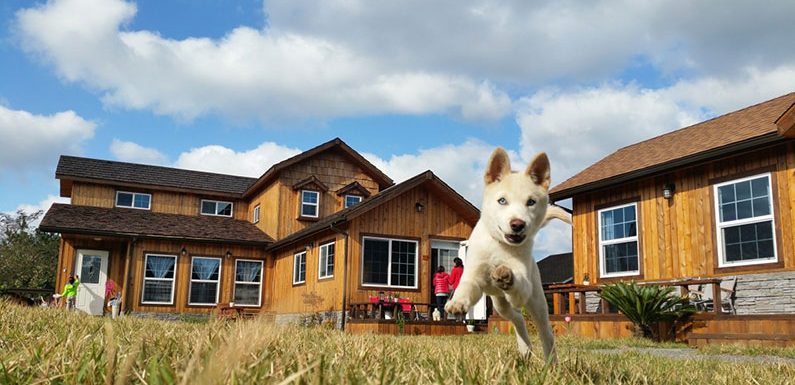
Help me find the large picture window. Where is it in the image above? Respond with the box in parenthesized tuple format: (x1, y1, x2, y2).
(188, 257, 221, 305)
(142, 254, 177, 304)
(318, 241, 335, 279)
(293, 251, 307, 284)
(361, 237, 418, 288)
(598, 203, 639, 278)
(116, 191, 151, 210)
(201, 199, 233, 217)
(714, 173, 777, 267)
(234, 260, 263, 307)
(301, 190, 319, 217)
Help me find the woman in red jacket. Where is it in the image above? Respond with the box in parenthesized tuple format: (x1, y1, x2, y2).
(447, 258, 464, 321)
(433, 265, 450, 320)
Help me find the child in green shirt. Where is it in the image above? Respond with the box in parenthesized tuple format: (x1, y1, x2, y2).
(62, 275, 80, 310)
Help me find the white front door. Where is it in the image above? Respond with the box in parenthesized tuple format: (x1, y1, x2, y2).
(75, 249, 109, 315)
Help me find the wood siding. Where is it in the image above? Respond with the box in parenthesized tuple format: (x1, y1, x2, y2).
(572, 142, 795, 284)
(129, 240, 268, 314)
(70, 182, 249, 220)
(275, 149, 382, 239)
(267, 183, 475, 315)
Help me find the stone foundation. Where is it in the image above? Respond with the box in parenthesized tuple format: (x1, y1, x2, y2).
(733, 271, 795, 314)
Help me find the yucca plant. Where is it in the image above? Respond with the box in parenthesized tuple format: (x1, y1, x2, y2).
(598, 281, 696, 340)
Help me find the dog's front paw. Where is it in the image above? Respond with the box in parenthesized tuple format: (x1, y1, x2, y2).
(491, 265, 514, 290)
(445, 298, 470, 315)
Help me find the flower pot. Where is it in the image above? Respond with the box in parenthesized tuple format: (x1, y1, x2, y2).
(466, 324, 476, 333)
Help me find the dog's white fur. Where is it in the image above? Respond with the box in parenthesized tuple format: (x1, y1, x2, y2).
(445, 148, 570, 363)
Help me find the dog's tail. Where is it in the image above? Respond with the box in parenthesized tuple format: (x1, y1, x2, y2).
(543, 204, 571, 227)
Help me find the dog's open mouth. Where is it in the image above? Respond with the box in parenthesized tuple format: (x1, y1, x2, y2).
(504, 233, 526, 244)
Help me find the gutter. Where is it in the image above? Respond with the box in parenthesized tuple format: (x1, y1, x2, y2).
(550, 133, 785, 201)
(328, 223, 350, 331)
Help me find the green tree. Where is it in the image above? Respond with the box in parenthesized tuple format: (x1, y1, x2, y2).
(0, 210, 60, 291)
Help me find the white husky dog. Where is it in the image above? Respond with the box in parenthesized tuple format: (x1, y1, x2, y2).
(445, 148, 569, 363)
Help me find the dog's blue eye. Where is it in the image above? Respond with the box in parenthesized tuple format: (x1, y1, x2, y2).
(526, 199, 536, 207)
(498, 198, 507, 205)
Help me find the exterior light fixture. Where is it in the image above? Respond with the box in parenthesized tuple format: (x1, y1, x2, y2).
(415, 202, 424, 212)
(663, 183, 675, 199)
(181, 247, 187, 256)
(226, 250, 232, 259)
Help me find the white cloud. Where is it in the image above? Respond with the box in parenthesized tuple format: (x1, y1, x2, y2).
(517, 66, 795, 187)
(11, 194, 71, 227)
(110, 139, 168, 165)
(0, 105, 95, 174)
(174, 142, 302, 177)
(15, 0, 511, 123)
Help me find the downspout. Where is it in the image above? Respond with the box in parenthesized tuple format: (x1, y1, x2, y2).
(329, 222, 349, 331)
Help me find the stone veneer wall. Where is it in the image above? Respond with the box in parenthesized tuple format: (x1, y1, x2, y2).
(580, 270, 795, 315)
(733, 270, 795, 314)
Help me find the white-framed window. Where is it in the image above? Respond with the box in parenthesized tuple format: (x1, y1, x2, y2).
(142, 254, 177, 305)
(714, 173, 777, 267)
(115, 191, 151, 210)
(344, 195, 362, 208)
(201, 199, 233, 217)
(252, 204, 260, 224)
(188, 256, 221, 305)
(318, 241, 335, 279)
(598, 203, 640, 278)
(361, 236, 418, 289)
(300, 190, 319, 218)
(233, 259, 263, 307)
(293, 251, 307, 284)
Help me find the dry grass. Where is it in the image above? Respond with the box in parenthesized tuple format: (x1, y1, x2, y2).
(1, 300, 793, 385)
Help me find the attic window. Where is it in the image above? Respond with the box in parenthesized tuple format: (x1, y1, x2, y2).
(201, 200, 233, 217)
(115, 191, 151, 210)
(344, 195, 362, 208)
(300, 190, 319, 218)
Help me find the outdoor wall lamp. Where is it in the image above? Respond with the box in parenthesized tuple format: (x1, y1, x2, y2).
(226, 250, 232, 259)
(663, 183, 675, 199)
(181, 246, 187, 256)
(415, 202, 424, 212)
(305, 241, 314, 250)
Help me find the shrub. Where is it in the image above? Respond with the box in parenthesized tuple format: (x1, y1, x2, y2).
(598, 281, 696, 340)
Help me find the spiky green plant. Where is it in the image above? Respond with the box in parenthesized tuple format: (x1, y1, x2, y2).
(598, 281, 696, 340)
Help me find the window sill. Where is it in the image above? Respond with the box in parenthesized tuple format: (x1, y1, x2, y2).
(297, 216, 320, 222)
(715, 259, 783, 273)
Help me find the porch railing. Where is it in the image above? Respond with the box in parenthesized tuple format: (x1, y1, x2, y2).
(544, 278, 724, 316)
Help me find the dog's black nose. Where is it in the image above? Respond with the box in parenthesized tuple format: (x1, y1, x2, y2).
(510, 219, 526, 233)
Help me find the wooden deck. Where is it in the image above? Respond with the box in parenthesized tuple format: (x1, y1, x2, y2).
(346, 319, 470, 336)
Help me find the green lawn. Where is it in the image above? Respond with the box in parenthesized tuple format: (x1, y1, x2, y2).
(0, 300, 793, 385)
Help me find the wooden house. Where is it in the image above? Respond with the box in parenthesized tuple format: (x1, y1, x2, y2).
(549, 92, 795, 317)
(40, 138, 478, 325)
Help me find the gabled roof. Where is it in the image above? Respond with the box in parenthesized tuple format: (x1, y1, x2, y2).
(550, 92, 795, 200)
(40, 204, 273, 245)
(537, 252, 573, 285)
(292, 176, 329, 192)
(243, 138, 393, 198)
(336, 181, 372, 198)
(56, 156, 256, 197)
(268, 171, 479, 251)
(776, 102, 795, 137)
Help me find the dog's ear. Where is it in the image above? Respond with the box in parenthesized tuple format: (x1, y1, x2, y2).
(526, 152, 550, 190)
(485, 147, 511, 184)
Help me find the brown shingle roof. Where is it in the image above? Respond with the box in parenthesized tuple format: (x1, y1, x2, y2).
(550, 92, 795, 200)
(243, 138, 393, 198)
(268, 170, 479, 251)
(57, 156, 257, 196)
(40, 204, 273, 245)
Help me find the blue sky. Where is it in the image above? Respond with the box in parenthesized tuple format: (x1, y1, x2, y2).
(1, 0, 794, 257)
